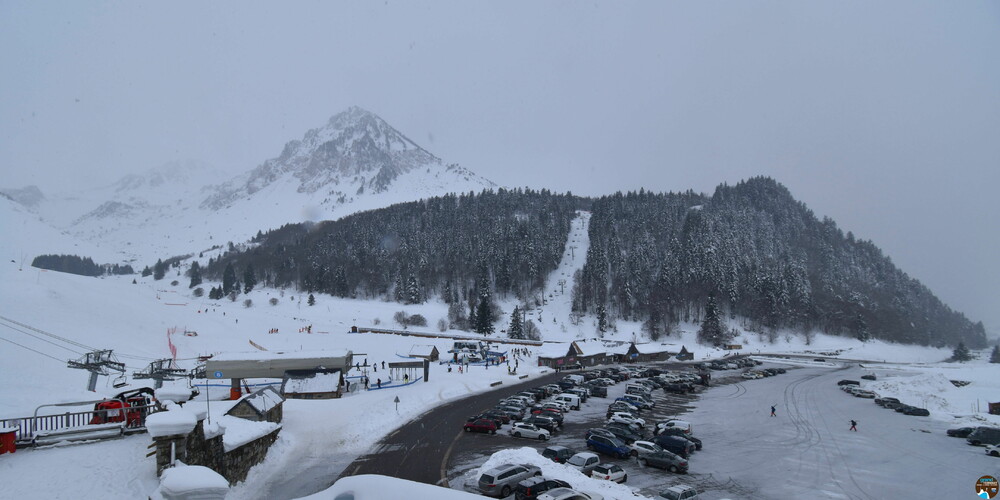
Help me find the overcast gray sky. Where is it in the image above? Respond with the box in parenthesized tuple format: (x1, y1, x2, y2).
(2, 1, 998, 335)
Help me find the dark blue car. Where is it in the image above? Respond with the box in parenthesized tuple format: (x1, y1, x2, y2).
(585, 435, 631, 458)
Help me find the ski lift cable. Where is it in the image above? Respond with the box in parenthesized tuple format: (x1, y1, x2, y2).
(0, 336, 66, 363)
(0, 315, 97, 351)
(0, 315, 160, 361)
(0, 322, 85, 355)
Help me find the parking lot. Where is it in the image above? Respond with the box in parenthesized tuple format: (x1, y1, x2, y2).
(447, 363, 759, 498)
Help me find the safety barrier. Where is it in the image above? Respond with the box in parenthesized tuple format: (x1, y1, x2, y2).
(1, 403, 157, 445)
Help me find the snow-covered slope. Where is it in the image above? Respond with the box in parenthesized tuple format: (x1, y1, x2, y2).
(2, 108, 495, 265)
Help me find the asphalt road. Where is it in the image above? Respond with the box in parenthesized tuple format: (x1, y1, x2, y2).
(338, 369, 568, 486)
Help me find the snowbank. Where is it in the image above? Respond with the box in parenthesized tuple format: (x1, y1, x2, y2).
(153, 464, 229, 500)
(298, 474, 483, 499)
(473, 447, 643, 499)
(146, 407, 197, 438)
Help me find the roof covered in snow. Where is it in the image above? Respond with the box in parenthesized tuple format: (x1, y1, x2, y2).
(282, 370, 341, 394)
(633, 343, 675, 354)
(408, 345, 438, 357)
(146, 407, 198, 438)
(570, 339, 608, 357)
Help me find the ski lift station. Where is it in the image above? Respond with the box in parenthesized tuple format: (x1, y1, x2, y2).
(204, 349, 353, 397)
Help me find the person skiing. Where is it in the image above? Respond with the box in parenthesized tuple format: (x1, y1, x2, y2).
(770, 405, 776, 417)
(850, 419, 857, 431)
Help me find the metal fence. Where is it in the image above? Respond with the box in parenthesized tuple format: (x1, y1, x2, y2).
(1, 403, 157, 445)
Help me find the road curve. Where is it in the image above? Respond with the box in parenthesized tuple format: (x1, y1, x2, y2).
(338, 371, 567, 486)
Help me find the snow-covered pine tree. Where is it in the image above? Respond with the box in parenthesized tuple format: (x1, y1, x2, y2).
(697, 294, 725, 345)
(222, 262, 237, 295)
(508, 306, 523, 339)
(307, 293, 316, 306)
(243, 264, 257, 293)
(989, 345, 1000, 364)
(188, 261, 202, 289)
(951, 342, 972, 362)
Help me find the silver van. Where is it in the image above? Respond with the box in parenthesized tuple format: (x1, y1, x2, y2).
(967, 426, 1000, 446)
(478, 463, 542, 498)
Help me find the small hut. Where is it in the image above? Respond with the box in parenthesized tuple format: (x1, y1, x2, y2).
(226, 386, 285, 423)
(408, 345, 440, 362)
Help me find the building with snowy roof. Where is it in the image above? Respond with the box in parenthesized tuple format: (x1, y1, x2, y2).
(407, 345, 440, 361)
(537, 339, 611, 368)
(281, 369, 343, 399)
(226, 386, 285, 423)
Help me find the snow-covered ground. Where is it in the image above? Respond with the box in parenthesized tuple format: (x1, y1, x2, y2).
(1, 207, 997, 499)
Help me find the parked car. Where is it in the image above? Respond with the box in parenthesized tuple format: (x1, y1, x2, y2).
(875, 397, 900, 407)
(853, 389, 877, 399)
(883, 401, 905, 410)
(510, 422, 551, 440)
(524, 415, 559, 434)
(515, 476, 572, 500)
(586, 435, 632, 458)
(986, 444, 1000, 457)
(861, 374, 877, 380)
(464, 418, 498, 434)
(565, 452, 601, 475)
(608, 412, 645, 429)
(537, 487, 604, 500)
(903, 407, 930, 416)
(585, 428, 619, 441)
(585, 384, 608, 398)
(469, 414, 503, 428)
(628, 439, 664, 456)
(541, 445, 575, 464)
(639, 450, 689, 473)
(946, 427, 976, 438)
(477, 464, 542, 498)
(967, 427, 1000, 446)
(656, 420, 692, 435)
(654, 435, 695, 458)
(604, 424, 644, 444)
(481, 410, 511, 425)
(657, 428, 703, 450)
(894, 404, 915, 413)
(837, 379, 860, 386)
(656, 485, 700, 500)
(590, 463, 627, 483)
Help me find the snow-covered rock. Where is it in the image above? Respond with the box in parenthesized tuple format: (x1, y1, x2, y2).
(154, 464, 229, 500)
(146, 408, 198, 438)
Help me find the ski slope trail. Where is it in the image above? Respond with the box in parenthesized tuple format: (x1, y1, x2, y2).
(534, 210, 591, 342)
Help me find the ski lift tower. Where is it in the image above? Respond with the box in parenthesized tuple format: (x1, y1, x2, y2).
(133, 358, 188, 389)
(67, 350, 126, 392)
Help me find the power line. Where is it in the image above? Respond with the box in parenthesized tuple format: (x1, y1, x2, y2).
(0, 315, 159, 361)
(0, 322, 84, 355)
(0, 336, 65, 363)
(0, 315, 97, 351)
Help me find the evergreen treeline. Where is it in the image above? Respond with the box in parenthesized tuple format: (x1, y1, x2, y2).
(573, 177, 986, 348)
(31, 254, 134, 277)
(206, 188, 582, 306)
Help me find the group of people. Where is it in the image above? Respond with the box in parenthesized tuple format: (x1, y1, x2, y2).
(770, 405, 858, 431)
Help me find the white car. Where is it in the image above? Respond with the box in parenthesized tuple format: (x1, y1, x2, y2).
(590, 463, 627, 483)
(657, 484, 700, 500)
(538, 487, 604, 500)
(628, 440, 664, 457)
(509, 422, 550, 441)
(852, 389, 877, 398)
(541, 400, 571, 413)
(740, 372, 758, 380)
(608, 412, 646, 429)
(657, 420, 692, 435)
(986, 444, 1000, 457)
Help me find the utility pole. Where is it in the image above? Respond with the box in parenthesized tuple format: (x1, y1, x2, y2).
(68, 350, 126, 391)
(133, 358, 188, 389)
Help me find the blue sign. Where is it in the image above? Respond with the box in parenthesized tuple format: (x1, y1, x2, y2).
(213, 370, 224, 378)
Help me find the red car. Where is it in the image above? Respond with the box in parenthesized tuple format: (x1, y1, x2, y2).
(464, 418, 498, 434)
